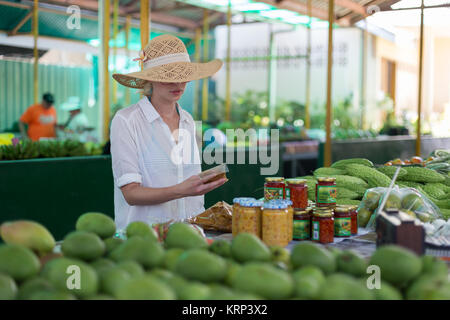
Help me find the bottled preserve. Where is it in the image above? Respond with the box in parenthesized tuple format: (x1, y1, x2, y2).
(311, 207, 334, 244)
(232, 197, 255, 236)
(293, 209, 311, 240)
(348, 205, 358, 235)
(315, 177, 337, 207)
(276, 199, 294, 243)
(262, 202, 289, 247)
(264, 177, 285, 201)
(237, 200, 263, 238)
(285, 179, 308, 210)
(334, 206, 351, 237)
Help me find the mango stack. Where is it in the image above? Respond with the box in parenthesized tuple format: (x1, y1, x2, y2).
(0, 214, 449, 300)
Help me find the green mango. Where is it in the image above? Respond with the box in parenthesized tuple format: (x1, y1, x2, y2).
(406, 274, 450, 300)
(17, 277, 54, 300)
(103, 238, 124, 255)
(319, 274, 374, 300)
(76, 212, 116, 239)
(175, 249, 227, 283)
(336, 250, 367, 277)
(292, 266, 325, 299)
(371, 280, 402, 300)
(231, 233, 271, 263)
(110, 237, 165, 269)
(420, 255, 448, 278)
(291, 242, 336, 274)
(90, 258, 116, 274)
(115, 275, 176, 300)
(84, 294, 115, 300)
(0, 244, 40, 281)
(369, 245, 422, 288)
(177, 281, 211, 300)
(162, 248, 185, 272)
(147, 269, 175, 282)
(29, 291, 76, 300)
(99, 266, 130, 297)
(41, 257, 98, 298)
(0, 273, 17, 300)
(231, 263, 294, 300)
(116, 260, 145, 278)
(208, 239, 232, 258)
(61, 231, 105, 261)
(126, 221, 158, 242)
(164, 223, 207, 250)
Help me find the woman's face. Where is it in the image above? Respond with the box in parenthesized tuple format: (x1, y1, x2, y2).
(152, 82, 188, 103)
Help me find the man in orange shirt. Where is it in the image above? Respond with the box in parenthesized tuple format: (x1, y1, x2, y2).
(19, 93, 57, 141)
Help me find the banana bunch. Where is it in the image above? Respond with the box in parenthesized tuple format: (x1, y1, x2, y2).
(0, 141, 40, 160)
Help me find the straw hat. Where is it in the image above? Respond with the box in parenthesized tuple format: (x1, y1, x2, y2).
(113, 34, 223, 88)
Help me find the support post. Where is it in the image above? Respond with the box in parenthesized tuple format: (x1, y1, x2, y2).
(416, 0, 424, 156)
(360, 19, 367, 130)
(202, 9, 209, 121)
(33, 0, 39, 104)
(225, 0, 232, 121)
(100, 0, 110, 141)
(193, 28, 201, 119)
(305, 0, 312, 129)
(268, 27, 277, 123)
(125, 14, 131, 106)
(112, 0, 118, 105)
(324, 0, 334, 167)
(140, 0, 150, 68)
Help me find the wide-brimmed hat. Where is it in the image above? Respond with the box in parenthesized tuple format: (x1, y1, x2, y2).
(113, 34, 223, 88)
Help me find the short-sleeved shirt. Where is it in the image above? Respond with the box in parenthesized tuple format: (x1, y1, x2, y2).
(110, 97, 204, 232)
(20, 104, 57, 141)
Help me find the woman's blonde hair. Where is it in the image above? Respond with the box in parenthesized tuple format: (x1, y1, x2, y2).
(142, 81, 153, 96)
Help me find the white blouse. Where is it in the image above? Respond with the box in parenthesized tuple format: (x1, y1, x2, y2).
(110, 97, 204, 232)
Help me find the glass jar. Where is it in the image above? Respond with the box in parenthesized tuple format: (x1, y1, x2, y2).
(238, 200, 263, 238)
(277, 199, 294, 243)
(264, 177, 285, 201)
(262, 202, 289, 247)
(232, 197, 255, 236)
(348, 205, 358, 235)
(315, 177, 337, 207)
(285, 179, 308, 210)
(311, 207, 334, 244)
(293, 209, 311, 240)
(334, 206, 351, 237)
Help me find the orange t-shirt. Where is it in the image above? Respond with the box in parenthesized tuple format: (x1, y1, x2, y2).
(20, 104, 57, 141)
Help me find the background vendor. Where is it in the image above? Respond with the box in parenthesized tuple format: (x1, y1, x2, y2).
(19, 92, 57, 141)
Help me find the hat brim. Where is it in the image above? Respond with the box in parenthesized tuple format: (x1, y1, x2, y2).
(112, 59, 223, 89)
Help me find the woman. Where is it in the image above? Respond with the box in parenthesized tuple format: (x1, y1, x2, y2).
(111, 34, 226, 232)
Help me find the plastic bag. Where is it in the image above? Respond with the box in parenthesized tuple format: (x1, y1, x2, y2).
(187, 201, 233, 233)
(357, 186, 443, 230)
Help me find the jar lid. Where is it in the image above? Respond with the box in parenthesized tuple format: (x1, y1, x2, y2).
(334, 206, 350, 213)
(313, 212, 333, 217)
(313, 207, 334, 214)
(285, 178, 307, 185)
(263, 201, 288, 209)
(317, 177, 336, 182)
(273, 199, 293, 206)
(265, 177, 285, 182)
(233, 197, 255, 204)
(294, 209, 309, 215)
(242, 200, 264, 208)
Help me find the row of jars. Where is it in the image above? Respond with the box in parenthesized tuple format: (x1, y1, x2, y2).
(232, 198, 294, 247)
(264, 176, 338, 209)
(233, 197, 359, 247)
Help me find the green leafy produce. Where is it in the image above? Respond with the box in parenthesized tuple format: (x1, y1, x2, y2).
(336, 188, 360, 200)
(376, 166, 407, 178)
(336, 199, 361, 206)
(313, 167, 347, 177)
(401, 166, 445, 183)
(345, 164, 392, 188)
(331, 158, 374, 169)
(423, 183, 447, 200)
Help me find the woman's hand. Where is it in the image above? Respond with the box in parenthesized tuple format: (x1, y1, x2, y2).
(176, 173, 227, 197)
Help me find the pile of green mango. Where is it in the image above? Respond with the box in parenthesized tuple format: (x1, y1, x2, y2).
(0, 213, 449, 300)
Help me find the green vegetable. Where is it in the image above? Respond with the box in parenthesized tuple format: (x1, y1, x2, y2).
(337, 188, 360, 200)
(440, 208, 450, 219)
(401, 167, 445, 183)
(313, 167, 347, 177)
(336, 199, 361, 206)
(345, 164, 392, 188)
(376, 166, 407, 179)
(423, 184, 448, 200)
(331, 158, 374, 170)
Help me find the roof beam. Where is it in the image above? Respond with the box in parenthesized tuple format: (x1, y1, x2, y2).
(335, 0, 366, 15)
(131, 12, 199, 30)
(8, 10, 33, 36)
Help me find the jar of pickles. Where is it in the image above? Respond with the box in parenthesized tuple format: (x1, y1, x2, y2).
(275, 199, 294, 243)
(311, 207, 334, 244)
(293, 209, 311, 240)
(285, 179, 308, 210)
(238, 200, 263, 238)
(334, 206, 351, 237)
(264, 177, 285, 201)
(262, 201, 289, 247)
(315, 177, 337, 207)
(232, 197, 255, 236)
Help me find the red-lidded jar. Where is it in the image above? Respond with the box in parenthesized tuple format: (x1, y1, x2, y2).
(315, 177, 337, 207)
(293, 209, 311, 240)
(264, 177, 285, 201)
(348, 205, 358, 235)
(285, 179, 308, 210)
(311, 207, 334, 244)
(334, 206, 351, 237)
